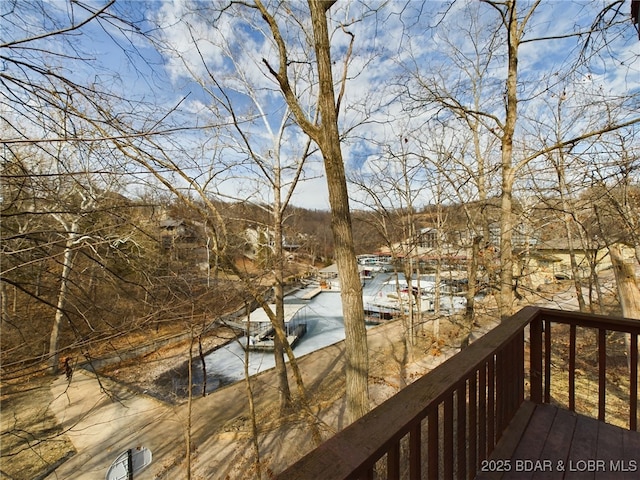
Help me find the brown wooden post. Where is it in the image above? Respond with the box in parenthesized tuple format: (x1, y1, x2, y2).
(517, 329, 525, 405)
(495, 348, 505, 435)
(387, 441, 400, 480)
(469, 373, 478, 479)
(506, 338, 516, 420)
(530, 317, 543, 404)
(630, 333, 638, 431)
(427, 408, 438, 480)
(598, 328, 607, 422)
(478, 364, 487, 462)
(410, 423, 422, 480)
(544, 319, 551, 403)
(487, 356, 495, 451)
(444, 396, 454, 479)
(457, 382, 467, 480)
(569, 324, 576, 411)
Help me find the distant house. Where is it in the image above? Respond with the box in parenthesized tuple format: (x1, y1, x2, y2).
(317, 262, 372, 290)
(522, 239, 636, 286)
(488, 222, 539, 248)
(158, 216, 208, 270)
(416, 228, 439, 249)
(243, 226, 275, 260)
(243, 226, 302, 262)
(317, 263, 339, 279)
(379, 227, 468, 271)
(159, 218, 198, 249)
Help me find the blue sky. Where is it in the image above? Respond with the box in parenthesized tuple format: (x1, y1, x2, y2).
(2, 0, 639, 210)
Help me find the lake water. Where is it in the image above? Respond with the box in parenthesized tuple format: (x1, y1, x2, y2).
(201, 274, 391, 389)
(195, 272, 466, 394)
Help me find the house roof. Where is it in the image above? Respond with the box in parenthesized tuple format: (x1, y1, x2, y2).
(535, 238, 598, 251)
(241, 304, 305, 324)
(160, 218, 184, 228)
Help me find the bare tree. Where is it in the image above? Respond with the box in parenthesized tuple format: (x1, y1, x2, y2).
(351, 133, 429, 364)
(252, 0, 370, 421)
(402, 0, 640, 319)
(1, 138, 152, 374)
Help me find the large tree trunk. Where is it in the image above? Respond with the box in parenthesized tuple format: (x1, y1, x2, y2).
(610, 245, 640, 319)
(245, 306, 262, 479)
(48, 231, 76, 374)
(273, 181, 292, 414)
(259, 0, 370, 423)
(553, 90, 587, 312)
(308, 0, 370, 423)
(499, 172, 515, 319)
(609, 245, 640, 373)
(498, 0, 519, 321)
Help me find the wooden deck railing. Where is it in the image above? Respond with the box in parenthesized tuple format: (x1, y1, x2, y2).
(531, 308, 639, 430)
(276, 307, 640, 480)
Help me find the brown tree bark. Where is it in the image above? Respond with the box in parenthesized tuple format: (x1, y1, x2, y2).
(610, 245, 640, 319)
(307, 0, 370, 422)
(498, 0, 519, 321)
(609, 244, 640, 373)
(273, 175, 293, 414)
(48, 221, 78, 374)
(257, 0, 370, 422)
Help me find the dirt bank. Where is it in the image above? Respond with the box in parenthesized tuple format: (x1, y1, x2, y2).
(97, 325, 239, 403)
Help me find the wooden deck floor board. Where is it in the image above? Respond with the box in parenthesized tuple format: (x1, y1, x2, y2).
(507, 403, 557, 480)
(531, 406, 577, 480)
(477, 403, 640, 480)
(595, 416, 622, 470)
(565, 414, 599, 480)
(623, 427, 640, 461)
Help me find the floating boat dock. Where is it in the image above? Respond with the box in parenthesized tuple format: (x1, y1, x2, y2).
(301, 286, 322, 300)
(245, 323, 308, 352)
(241, 303, 307, 352)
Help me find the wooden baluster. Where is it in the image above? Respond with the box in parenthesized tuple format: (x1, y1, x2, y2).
(478, 363, 487, 462)
(444, 396, 454, 480)
(517, 329, 525, 406)
(427, 407, 438, 480)
(488, 356, 496, 451)
(544, 319, 551, 403)
(387, 440, 400, 480)
(598, 328, 606, 422)
(530, 318, 543, 404)
(630, 333, 638, 431)
(569, 324, 576, 412)
(495, 348, 504, 435)
(410, 422, 422, 480)
(468, 372, 477, 479)
(457, 382, 467, 480)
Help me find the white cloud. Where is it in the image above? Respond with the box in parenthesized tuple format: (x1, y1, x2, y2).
(9, 0, 637, 212)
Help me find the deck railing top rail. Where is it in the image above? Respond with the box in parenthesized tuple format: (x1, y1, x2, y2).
(534, 306, 640, 333)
